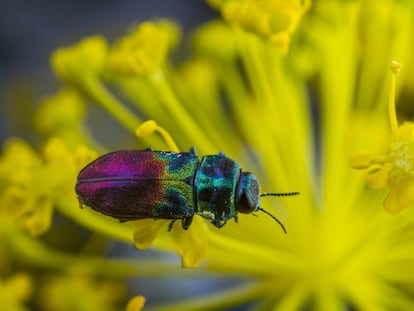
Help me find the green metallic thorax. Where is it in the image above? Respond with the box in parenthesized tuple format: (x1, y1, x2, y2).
(194, 153, 241, 227)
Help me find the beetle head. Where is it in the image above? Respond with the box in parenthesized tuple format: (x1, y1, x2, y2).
(235, 172, 260, 214)
(236, 172, 297, 233)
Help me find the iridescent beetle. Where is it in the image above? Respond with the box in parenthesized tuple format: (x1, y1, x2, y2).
(75, 148, 298, 233)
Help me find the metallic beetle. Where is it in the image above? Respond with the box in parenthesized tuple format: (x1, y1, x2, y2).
(76, 148, 296, 232)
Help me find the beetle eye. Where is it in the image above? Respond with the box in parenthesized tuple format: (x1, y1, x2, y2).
(236, 172, 260, 214)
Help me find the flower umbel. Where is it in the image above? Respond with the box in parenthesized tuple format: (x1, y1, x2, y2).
(0, 138, 96, 236)
(3, 0, 414, 310)
(351, 61, 414, 213)
(0, 273, 32, 311)
(106, 21, 180, 76)
(208, 0, 311, 53)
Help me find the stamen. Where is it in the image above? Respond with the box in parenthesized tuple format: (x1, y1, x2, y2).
(349, 151, 390, 169)
(135, 120, 157, 136)
(349, 151, 372, 169)
(389, 61, 403, 133)
(136, 120, 179, 152)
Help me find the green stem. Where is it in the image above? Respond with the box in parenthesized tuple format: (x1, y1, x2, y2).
(148, 70, 217, 153)
(207, 230, 301, 275)
(81, 77, 141, 134)
(4, 224, 212, 278)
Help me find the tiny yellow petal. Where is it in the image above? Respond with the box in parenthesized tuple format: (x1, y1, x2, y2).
(126, 296, 146, 311)
(22, 196, 54, 236)
(7, 273, 33, 301)
(133, 219, 167, 249)
(383, 177, 414, 214)
(365, 163, 393, 189)
(172, 217, 208, 268)
(1, 186, 28, 218)
(390, 60, 403, 74)
(349, 150, 373, 169)
(269, 31, 291, 55)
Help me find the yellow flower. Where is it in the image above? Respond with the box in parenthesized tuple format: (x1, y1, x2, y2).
(351, 62, 414, 214)
(3, 0, 414, 310)
(41, 0, 414, 308)
(0, 273, 32, 311)
(106, 20, 180, 76)
(0, 138, 97, 236)
(37, 272, 125, 311)
(34, 88, 87, 146)
(208, 0, 311, 53)
(51, 36, 108, 85)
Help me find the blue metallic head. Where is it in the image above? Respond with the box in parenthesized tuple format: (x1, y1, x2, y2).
(236, 172, 298, 233)
(235, 172, 260, 214)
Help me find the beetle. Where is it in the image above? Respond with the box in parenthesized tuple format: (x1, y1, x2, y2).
(75, 148, 298, 233)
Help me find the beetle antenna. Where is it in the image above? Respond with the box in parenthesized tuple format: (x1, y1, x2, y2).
(260, 192, 299, 197)
(257, 207, 287, 233)
(258, 192, 298, 233)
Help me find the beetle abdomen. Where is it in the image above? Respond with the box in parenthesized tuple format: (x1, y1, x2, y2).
(76, 179, 194, 220)
(76, 150, 198, 220)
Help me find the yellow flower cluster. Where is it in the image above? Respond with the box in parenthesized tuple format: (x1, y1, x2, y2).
(106, 21, 180, 76)
(0, 273, 32, 311)
(0, 138, 96, 236)
(208, 0, 311, 53)
(2, 0, 414, 310)
(351, 62, 414, 214)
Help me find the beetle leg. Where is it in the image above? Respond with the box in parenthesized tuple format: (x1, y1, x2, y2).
(189, 146, 197, 155)
(181, 216, 194, 230)
(144, 147, 153, 151)
(168, 219, 177, 232)
(234, 215, 239, 223)
(168, 215, 194, 231)
(77, 197, 84, 209)
(212, 220, 226, 228)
